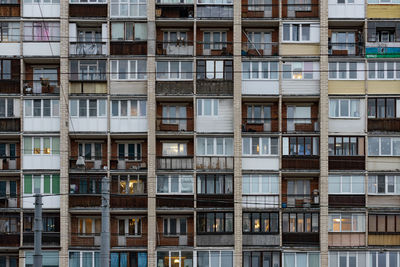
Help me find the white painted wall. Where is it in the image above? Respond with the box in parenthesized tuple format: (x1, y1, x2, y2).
(242, 157, 279, 171)
(70, 117, 107, 132)
(23, 155, 60, 170)
(110, 117, 148, 132)
(329, 99, 366, 134)
(23, 195, 60, 209)
(0, 43, 20, 56)
(24, 117, 60, 132)
(242, 195, 279, 209)
(242, 81, 279, 95)
(23, 4, 60, 17)
(282, 80, 320, 95)
(23, 43, 60, 56)
(328, 0, 365, 18)
(196, 99, 233, 133)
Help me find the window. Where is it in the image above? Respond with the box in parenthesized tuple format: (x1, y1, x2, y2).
(282, 62, 317, 80)
(162, 143, 187, 156)
(0, 256, 18, 267)
(286, 105, 312, 130)
(368, 0, 400, 4)
(24, 99, 59, 117)
(329, 99, 360, 118)
(282, 23, 312, 42)
(282, 213, 319, 232)
(197, 60, 232, 80)
(196, 137, 233, 156)
(328, 136, 363, 156)
(161, 105, 186, 124)
(203, 31, 227, 51)
(23, 137, 60, 155)
(110, 0, 146, 17)
(23, 215, 59, 233)
(69, 251, 100, 267)
(23, 22, 60, 41)
(118, 217, 142, 236)
(70, 99, 107, 117)
(23, 174, 60, 195)
(246, 105, 272, 124)
(246, 31, 273, 52)
(111, 100, 146, 117)
(329, 175, 365, 194)
(70, 60, 106, 81)
(0, 143, 16, 159)
(111, 23, 147, 40)
(25, 251, 59, 267)
(283, 253, 320, 267)
(329, 62, 359, 79)
(243, 175, 279, 194)
(0, 0, 19, 3)
(156, 61, 193, 80)
(243, 251, 280, 267)
(110, 252, 147, 267)
(0, 180, 17, 198)
(69, 176, 102, 194)
(118, 143, 142, 161)
(369, 214, 400, 233)
(0, 98, 14, 117)
(197, 213, 233, 233)
(78, 217, 101, 235)
(368, 175, 400, 194)
(114, 174, 146, 194)
(157, 175, 193, 194)
(368, 251, 400, 267)
(163, 217, 187, 235)
(328, 213, 365, 232)
(110, 60, 147, 80)
(368, 61, 400, 80)
(330, 32, 356, 55)
(78, 143, 102, 160)
(329, 251, 366, 267)
(157, 251, 193, 267)
(368, 137, 400, 156)
(0, 22, 19, 42)
(287, 179, 310, 196)
(375, 29, 396, 42)
(242, 61, 278, 80)
(0, 216, 19, 233)
(242, 137, 279, 156)
(368, 98, 400, 118)
(197, 99, 219, 116)
(197, 174, 233, 194)
(243, 212, 279, 233)
(0, 60, 11, 80)
(282, 136, 319, 156)
(337, 0, 355, 3)
(197, 251, 233, 267)
(70, 0, 105, 3)
(24, 0, 60, 3)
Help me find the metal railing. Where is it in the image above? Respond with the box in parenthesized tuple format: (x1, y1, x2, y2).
(197, 41, 233, 56)
(242, 42, 279, 56)
(196, 156, 234, 170)
(23, 80, 60, 94)
(329, 42, 364, 56)
(156, 117, 193, 131)
(157, 156, 194, 170)
(70, 42, 106, 56)
(156, 41, 194, 56)
(242, 118, 278, 132)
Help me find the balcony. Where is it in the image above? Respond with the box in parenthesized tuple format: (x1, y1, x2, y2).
(70, 42, 106, 56)
(282, 1, 319, 18)
(241, 42, 279, 57)
(197, 234, 234, 246)
(366, 42, 400, 58)
(23, 80, 60, 95)
(329, 42, 364, 57)
(157, 156, 193, 170)
(243, 234, 279, 247)
(282, 194, 320, 209)
(329, 156, 365, 170)
(197, 194, 234, 208)
(0, 118, 20, 132)
(196, 80, 233, 95)
(0, 233, 20, 247)
(242, 118, 278, 133)
(197, 4, 233, 19)
(155, 1, 194, 19)
(0, 197, 18, 208)
(368, 118, 400, 132)
(0, 80, 20, 94)
(197, 42, 233, 56)
(69, 156, 107, 171)
(70, 233, 101, 247)
(0, 3, 20, 17)
(112, 233, 148, 247)
(110, 157, 147, 171)
(23, 232, 60, 246)
(282, 118, 319, 133)
(242, 2, 279, 18)
(282, 156, 320, 170)
(156, 195, 194, 208)
(156, 42, 194, 56)
(328, 195, 365, 208)
(282, 232, 319, 246)
(110, 195, 148, 209)
(196, 156, 234, 171)
(156, 81, 194, 95)
(69, 3, 107, 17)
(157, 232, 194, 247)
(157, 118, 194, 132)
(0, 157, 20, 171)
(110, 41, 147, 55)
(69, 194, 101, 208)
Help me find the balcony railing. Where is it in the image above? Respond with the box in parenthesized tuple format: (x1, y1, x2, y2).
(23, 80, 60, 94)
(71, 232, 101, 247)
(0, 4, 20, 17)
(157, 156, 193, 170)
(368, 118, 400, 132)
(329, 195, 365, 208)
(282, 118, 319, 133)
(70, 42, 106, 56)
(69, 156, 107, 170)
(0, 233, 20, 247)
(157, 232, 194, 246)
(0, 157, 19, 170)
(109, 156, 147, 171)
(0, 118, 20, 132)
(24, 232, 60, 246)
(156, 41, 194, 56)
(69, 194, 101, 208)
(241, 42, 279, 57)
(282, 156, 320, 170)
(69, 3, 108, 17)
(110, 41, 147, 55)
(328, 156, 365, 170)
(282, 232, 319, 246)
(197, 41, 233, 56)
(282, 193, 319, 208)
(156, 117, 194, 132)
(155, 5, 194, 19)
(112, 232, 148, 247)
(242, 4, 278, 18)
(0, 80, 20, 94)
(282, 3, 319, 18)
(196, 156, 234, 170)
(197, 5, 233, 19)
(0, 197, 18, 208)
(110, 195, 148, 209)
(329, 42, 364, 57)
(242, 118, 278, 132)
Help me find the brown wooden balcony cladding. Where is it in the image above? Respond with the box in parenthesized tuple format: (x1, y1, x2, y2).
(368, 118, 400, 132)
(156, 195, 194, 208)
(242, 0, 279, 18)
(23, 232, 60, 246)
(157, 233, 194, 247)
(69, 195, 101, 208)
(0, 118, 20, 132)
(156, 81, 194, 95)
(328, 195, 365, 208)
(0, 80, 20, 94)
(282, 232, 319, 246)
(69, 4, 107, 17)
(282, 0, 319, 18)
(242, 119, 279, 133)
(368, 234, 400, 246)
(282, 156, 319, 170)
(110, 195, 148, 209)
(0, 4, 20, 16)
(196, 80, 233, 96)
(155, 5, 194, 19)
(0, 233, 19, 247)
(110, 42, 147, 55)
(197, 194, 234, 208)
(328, 156, 365, 170)
(70, 233, 100, 247)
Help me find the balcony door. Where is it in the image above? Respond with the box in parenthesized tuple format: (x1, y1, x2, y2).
(77, 29, 102, 55)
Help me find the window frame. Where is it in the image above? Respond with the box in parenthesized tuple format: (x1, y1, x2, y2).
(242, 136, 279, 156)
(282, 23, 313, 42)
(197, 212, 234, 234)
(197, 174, 233, 194)
(196, 60, 233, 80)
(117, 143, 142, 161)
(282, 212, 319, 233)
(69, 99, 107, 118)
(0, 22, 20, 42)
(368, 175, 400, 195)
(111, 99, 147, 117)
(328, 136, 363, 156)
(0, 59, 12, 80)
(23, 174, 60, 195)
(196, 137, 233, 156)
(118, 217, 142, 236)
(242, 174, 279, 195)
(77, 217, 101, 235)
(23, 136, 60, 155)
(24, 99, 59, 118)
(156, 61, 193, 81)
(368, 137, 400, 156)
(282, 136, 319, 156)
(329, 99, 360, 118)
(0, 98, 14, 118)
(23, 22, 60, 42)
(328, 213, 365, 232)
(114, 174, 147, 195)
(328, 62, 359, 80)
(368, 98, 400, 119)
(156, 175, 194, 194)
(163, 217, 187, 236)
(110, 59, 147, 80)
(243, 212, 279, 234)
(202, 31, 227, 51)
(242, 61, 278, 80)
(110, 0, 147, 18)
(197, 99, 219, 117)
(282, 62, 317, 80)
(368, 61, 400, 80)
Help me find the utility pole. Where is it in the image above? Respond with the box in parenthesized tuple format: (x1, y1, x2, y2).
(33, 194, 43, 267)
(100, 176, 110, 267)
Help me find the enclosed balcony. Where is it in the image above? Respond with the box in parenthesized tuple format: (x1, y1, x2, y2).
(156, 140, 194, 170)
(156, 29, 194, 56)
(282, 212, 319, 246)
(242, 103, 279, 133)
(110, 22, 147, 55)
(282, 136, 320, 170)
(282, 103, 319, 133)
(241, 30, 279, 57)
(0, 0, 20, 17)
(328, 136, 365, 170)
(70, 216, 101, 247)
(110, 141, 147, 171)
(155, 0, 194, 19)
(69, 141, 107, 171)
(282, 0, 319, 18)
(23, 65, 59, 95)
(110, 175, 147, 209)
(156, 217, 194, 247)
(282, 177, 319, 208)
(197, 2, 233, 19)
(0, 59, 20, 94)
(242, 0, 279, 19)
(0, 214, 19, 247)
(69, 24, 107, 56)
(368, 98, 400, 132)
(110, 216, 147, 247)
(69, 175, 102, 208)
(196, 60, 233, 95)
(329, 31, 364, 57)
(69, 60, 107, 94)
(23, 214, 60, 246)
(157, 102, 194, 132)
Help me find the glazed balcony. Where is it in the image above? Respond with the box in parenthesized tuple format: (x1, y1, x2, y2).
(155, 0, 194, 19)
(242, 118, 278, 133)
(156, 156, 194, 170)
(241, 42, 279, 57)
(23, 80, 60, 95)
(196, 4, 233, 19)
(156, 41, 194, 56)
(196, 156, 234, 171)
(242, 1, 279, 18)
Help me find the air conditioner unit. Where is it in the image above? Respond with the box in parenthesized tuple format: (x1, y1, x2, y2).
(76, 156, 85, 168)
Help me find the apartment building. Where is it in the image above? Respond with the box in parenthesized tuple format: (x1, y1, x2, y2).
(0, 0, 399, 266)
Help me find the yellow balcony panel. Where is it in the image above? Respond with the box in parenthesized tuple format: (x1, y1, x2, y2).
(369, 234, 400, 246)
(69, 82, 107, 94)
(280, 44, 320, 56)
(328, 81, 365, 95)
(367, 4, 400, 18)
(368, 80, 400, 95)
(367, 157, 400, 171)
